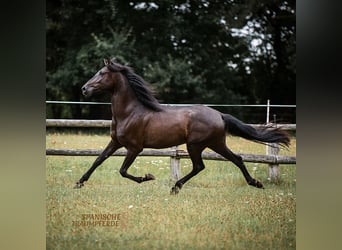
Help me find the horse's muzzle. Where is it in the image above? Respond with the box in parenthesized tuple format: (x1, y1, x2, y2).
(81, 86, 88, 97)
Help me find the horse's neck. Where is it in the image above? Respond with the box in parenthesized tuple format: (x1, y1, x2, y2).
(111, 78, 144, 120)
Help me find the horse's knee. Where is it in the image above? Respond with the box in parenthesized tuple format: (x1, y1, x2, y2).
(235, 154, 243, 162)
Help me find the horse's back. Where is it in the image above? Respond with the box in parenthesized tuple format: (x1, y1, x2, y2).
(151, 105, 224, 146)
(142, 105, 224, 148)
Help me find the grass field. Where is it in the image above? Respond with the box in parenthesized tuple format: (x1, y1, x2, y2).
(46, 131, 296, 249)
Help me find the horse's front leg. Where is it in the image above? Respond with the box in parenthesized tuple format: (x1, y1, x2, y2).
(74, 139, 121, 188)
(119, 149, 156, 183)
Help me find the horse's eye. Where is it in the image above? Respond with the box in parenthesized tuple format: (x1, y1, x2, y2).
(99, 71, 104, 76)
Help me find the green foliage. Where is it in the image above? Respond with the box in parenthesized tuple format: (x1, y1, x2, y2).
(144, 55, 204, 103)
(46, 26, 135, 118)
(46, 0, 296, 120)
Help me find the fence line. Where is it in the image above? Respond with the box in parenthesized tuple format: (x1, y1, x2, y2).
(46, 100, 296, 181)
(46, 149, 296, 164)
(46, 100, 296, 108)
(46, 148, 296, 165)
(46, 148, 295, 181)
(46, 119, 296, 130)
(46, 119, 296, 181)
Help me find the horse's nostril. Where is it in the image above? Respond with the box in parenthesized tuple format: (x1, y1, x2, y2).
(82, 86, 86, 91)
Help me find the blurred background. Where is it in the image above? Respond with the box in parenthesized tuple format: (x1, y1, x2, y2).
(46, 0, 295, 123)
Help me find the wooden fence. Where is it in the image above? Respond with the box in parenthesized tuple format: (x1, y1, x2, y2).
(46, 119, 296, 181)
(46, 119, 296, 130)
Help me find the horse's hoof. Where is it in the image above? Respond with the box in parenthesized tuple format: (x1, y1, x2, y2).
(255, 180, 265, 189)
(248, 180, 264, 189)
(170, 186, 180, 195)
(145, 173, 156, 181)
(255, 180, 264, 189)
(74, 182, 84, 189)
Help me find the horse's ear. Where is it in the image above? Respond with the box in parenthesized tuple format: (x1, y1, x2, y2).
(103, 58, 111, 66)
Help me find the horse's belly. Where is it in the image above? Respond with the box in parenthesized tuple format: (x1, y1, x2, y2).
(143, 123, 186, 149)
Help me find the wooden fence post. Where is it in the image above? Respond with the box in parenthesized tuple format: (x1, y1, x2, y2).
(170, 146, 181, 181)
(266, 110, 280, 182)
(268, 142, 280, 182)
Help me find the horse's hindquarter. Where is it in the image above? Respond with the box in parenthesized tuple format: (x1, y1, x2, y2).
(185, 105, 225, 144)
(143, 106, 224, 148)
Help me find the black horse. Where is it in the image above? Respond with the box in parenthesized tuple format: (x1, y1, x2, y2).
(75, 59, 290, 194)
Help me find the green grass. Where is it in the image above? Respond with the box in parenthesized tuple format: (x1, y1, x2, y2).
(46, 132, 296, 250)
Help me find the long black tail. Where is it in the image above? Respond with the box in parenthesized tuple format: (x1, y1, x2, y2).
(222, 114, 290, 147)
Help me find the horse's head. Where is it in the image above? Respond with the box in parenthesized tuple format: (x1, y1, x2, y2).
(81, 58, 124, 97)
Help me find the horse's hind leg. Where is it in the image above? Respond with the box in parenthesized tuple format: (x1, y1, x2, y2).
(209, 142, 264, 189)
(171, 144, 206, 194)
(74, 139, 121, 188)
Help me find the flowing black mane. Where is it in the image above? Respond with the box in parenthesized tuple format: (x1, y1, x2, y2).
(108, 62, 163, 112)
(124, 69, 164, 112)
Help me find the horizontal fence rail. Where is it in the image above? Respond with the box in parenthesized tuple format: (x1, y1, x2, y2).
(46, 148, 296, 165)
(46, 100, 297, 108)
(46, 101, 296, 181)
(46, 119, 296, 181)
(46, 119, 296, 130)
(47, 119, 112, 128)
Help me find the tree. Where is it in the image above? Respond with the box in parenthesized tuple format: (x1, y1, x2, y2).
(46, 0, 295, 122)
(231, 0, 296, 104)
(47, 0, 135, 118)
